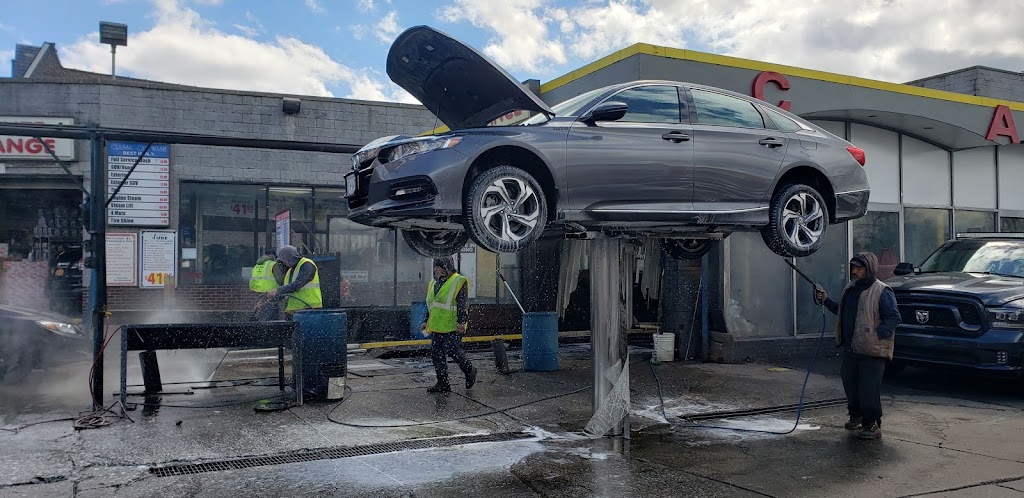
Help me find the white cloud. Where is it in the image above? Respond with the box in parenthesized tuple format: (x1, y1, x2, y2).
(233, 24, 260, 37)
(234, 11, 264, 37)
(357, 0, 376, 13)
(438, 0, 1024, 83)
(58, 0, 403, 101)
(192, 0, 223, 5)
(374, 10, 401, 44)
(350, 24, 368, 41)
(439, 0, 566, 73)
(305, 0, 325, 14)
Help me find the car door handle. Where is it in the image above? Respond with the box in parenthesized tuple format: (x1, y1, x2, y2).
(662, 132, 691, 143)
(759, 137, 784, 148)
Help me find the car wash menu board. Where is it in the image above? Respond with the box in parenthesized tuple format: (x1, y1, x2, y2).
(107, 141, 171, 227)
(140, 230, 177, 288)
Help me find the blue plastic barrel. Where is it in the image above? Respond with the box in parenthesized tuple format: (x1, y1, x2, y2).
(292, 310, 347, 398)
(410, 301, 429, 339)
(522, 311, 559, 371)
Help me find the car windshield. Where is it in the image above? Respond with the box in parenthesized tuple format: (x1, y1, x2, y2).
(520, 86, 613, 125)
(918, 240, 1024, 277)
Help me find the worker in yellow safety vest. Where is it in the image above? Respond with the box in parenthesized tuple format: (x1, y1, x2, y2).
(420, 256, 477, 393)
(251, 248, 287, 320)
(267, 245, 323, 315)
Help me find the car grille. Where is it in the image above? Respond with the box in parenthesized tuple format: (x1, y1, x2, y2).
(894, 292, 987, 338)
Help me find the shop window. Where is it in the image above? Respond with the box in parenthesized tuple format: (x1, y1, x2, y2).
(795, 222, 848, 336)
(179, 183, 265, 285)
(853, 211, 901, 280)
(396, 233, 433, 306)
(327, 217, 395, 306)
(904, 208, 950, 267)
(955, 210, 996, 235)
(312, 188, 349, 254)
(1002, 217, 1024, 233)
(268, 187, 313, 253)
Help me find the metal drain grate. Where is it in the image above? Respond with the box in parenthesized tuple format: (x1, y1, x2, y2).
(148, 432, 531, 477)
(678, 397, 848, 423)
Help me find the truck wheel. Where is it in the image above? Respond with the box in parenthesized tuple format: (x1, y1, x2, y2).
(762, 183, 828, 258)
(401, 230, 469, 258)
(464, 166, 548, 253)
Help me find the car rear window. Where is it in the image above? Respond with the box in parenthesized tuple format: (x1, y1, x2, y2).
(691, 89, 765, 129)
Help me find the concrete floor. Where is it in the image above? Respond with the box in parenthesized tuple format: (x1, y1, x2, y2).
(0, 341, 1022, 497)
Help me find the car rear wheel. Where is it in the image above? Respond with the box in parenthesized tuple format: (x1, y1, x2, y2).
(761, 183, 828, 258)
(662, 239, 715, 260)
(401, 229, 469, 258)
(465, 166, 548, 253)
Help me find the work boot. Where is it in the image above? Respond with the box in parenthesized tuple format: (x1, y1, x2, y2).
(844, 416, 863, 430)
(466, 365, 478, 389)
(427, 383, 451, 394)
(856, 421, 882, 440)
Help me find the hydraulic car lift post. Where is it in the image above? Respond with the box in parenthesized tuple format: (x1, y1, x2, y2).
(590, 237, 629, 443)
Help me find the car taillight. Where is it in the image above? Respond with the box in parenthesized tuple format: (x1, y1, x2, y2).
(846, 146, 865, 166)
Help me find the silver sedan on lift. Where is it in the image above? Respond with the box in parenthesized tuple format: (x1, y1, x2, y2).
(344, 26, 869, 260)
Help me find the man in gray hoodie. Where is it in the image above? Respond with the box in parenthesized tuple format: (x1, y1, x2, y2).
(815, 251, 901, 440)
(267, 245, 322, 315)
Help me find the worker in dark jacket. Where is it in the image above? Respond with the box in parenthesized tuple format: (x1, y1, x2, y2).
(420, 256, 477, 393)
(815, 251, 901, 440)
(267, 245, 322, 316)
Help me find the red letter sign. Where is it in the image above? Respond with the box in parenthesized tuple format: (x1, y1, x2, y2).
(985, 105, 1020, 143)
(752, 71, 792, 111)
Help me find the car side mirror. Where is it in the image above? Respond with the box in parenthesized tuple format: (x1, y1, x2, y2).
(582, 101, 628, 123)
(893, 262, 916, 276)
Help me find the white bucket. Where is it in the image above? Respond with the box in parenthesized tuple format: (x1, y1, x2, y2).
(654, 333, 676, 362)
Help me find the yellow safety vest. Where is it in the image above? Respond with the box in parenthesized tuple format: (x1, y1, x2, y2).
(249, 260, 279, 293)
(426, 273, 469, 333)
(284, 258, 323, 313)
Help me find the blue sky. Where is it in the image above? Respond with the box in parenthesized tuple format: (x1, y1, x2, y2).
(2, 1, 1022, 104)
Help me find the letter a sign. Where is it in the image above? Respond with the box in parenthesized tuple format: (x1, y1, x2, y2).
(985, 105, 1020, 144)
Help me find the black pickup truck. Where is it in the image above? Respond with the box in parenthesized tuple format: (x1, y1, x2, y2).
(885, 234, 1024, 387)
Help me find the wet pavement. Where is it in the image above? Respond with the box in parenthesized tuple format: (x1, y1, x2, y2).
(1, 340, 1022, 497)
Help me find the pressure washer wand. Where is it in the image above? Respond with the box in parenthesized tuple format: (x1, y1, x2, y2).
(497, 270, 527, 314)
(784, 259, 826, 305)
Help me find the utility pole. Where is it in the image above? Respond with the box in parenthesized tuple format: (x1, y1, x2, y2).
(89, 134, 107, 407)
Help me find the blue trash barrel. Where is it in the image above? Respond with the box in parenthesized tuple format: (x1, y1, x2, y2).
(410, 301, 429, 339)
(292, 310, 347, 399)
(522, 311, 559, 371)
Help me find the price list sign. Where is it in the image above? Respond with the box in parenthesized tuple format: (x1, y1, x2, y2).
(140, 230, 177, 288)
(107, 142, 171, 227)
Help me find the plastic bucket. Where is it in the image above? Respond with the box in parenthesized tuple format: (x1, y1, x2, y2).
(410, 301, 429, 339)
(292, 310, 348, 399)
(522, 312, 559, 371)
(654, 333, 676, 362)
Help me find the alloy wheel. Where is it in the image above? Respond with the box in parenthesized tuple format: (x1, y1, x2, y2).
(478, 177, 541, 244)
(781, 192, 825, 250)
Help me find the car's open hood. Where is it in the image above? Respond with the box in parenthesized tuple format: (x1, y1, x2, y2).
(386, 25, 553, 131)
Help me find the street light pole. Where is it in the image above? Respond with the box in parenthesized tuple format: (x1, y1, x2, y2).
(99, 21, 127, 80)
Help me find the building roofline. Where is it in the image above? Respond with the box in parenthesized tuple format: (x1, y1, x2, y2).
(904, 65, 1024, 84)
(539, 43, 1024, 112)
(22, 42, 52, 78)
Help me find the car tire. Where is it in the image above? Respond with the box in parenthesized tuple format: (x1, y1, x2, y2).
(464, 166, 548, 253)
(401, 229, 469, 258)
(762, 183, 829, 258)
(0, 343, 36, 385)
(662, 239, 715, 260)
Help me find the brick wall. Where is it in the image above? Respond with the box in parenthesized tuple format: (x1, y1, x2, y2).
(0, 260, 49, 309)
(106, 285, 261, 311)
(907, 66, 1024, 103)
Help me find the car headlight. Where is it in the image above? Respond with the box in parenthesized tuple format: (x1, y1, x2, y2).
(35, 320, 83, 337)
(383, 137, 462, 164)
(988, 301, 1024, 329)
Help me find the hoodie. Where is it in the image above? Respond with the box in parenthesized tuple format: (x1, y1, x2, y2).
(274, 245, 315, 296)
(824, 251, 901, 353)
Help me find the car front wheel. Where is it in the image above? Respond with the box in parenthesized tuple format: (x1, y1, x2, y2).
(401, 229, 469, 258)
(762, 183, 828, 258)
(465, 166, 548, 253)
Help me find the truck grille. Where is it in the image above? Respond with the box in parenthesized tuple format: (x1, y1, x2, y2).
(894, 292, 987, 338)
